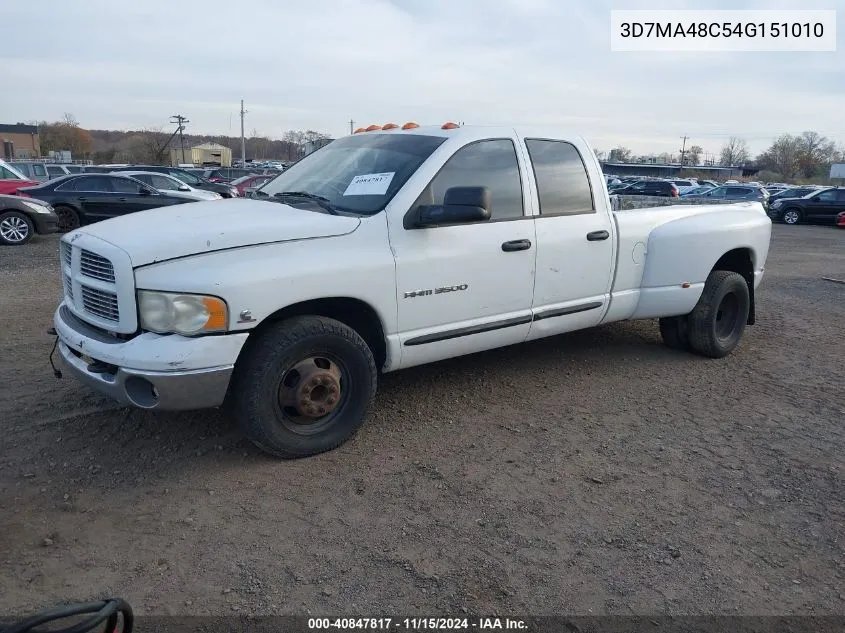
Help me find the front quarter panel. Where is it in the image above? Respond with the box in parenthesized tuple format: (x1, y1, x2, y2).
(133, 214, 397, 341)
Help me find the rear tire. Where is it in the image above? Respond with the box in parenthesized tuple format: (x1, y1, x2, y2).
(781, 208, 802, 225)
(54, 205, 80, 232)
(659, 316, 690, 350)
(0, 211, 34, 245)
(688, 271, 750, 359)
(230, 316, 377, 458)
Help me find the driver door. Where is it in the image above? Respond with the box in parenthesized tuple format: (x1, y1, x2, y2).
(387, 138, 537, 370)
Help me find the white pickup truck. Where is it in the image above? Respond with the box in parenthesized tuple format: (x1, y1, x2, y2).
(53, 124, 772, 458)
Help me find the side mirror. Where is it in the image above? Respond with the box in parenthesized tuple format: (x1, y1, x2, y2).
(178, 185, 190, 192)
(414, 186, 492, 228)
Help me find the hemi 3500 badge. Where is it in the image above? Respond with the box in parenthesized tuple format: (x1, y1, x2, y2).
(404, 284, 468, 299)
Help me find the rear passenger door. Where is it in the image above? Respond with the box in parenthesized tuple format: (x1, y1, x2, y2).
(522, 138, 615, 340)
(806, 189, 843, 220)
(65, 176, 120, 221)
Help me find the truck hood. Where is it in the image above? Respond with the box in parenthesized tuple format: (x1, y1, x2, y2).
(75, 199, 361, 267)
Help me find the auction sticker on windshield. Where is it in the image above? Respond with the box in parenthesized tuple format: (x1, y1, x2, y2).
(343, 172, 395, 196)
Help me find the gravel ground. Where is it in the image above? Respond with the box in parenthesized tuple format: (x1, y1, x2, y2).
(0, 226, 843, 618)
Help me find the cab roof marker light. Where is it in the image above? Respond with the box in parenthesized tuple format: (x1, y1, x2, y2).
(382, 123, 399, 130)
(401, 122, 419, 130)
(365, 124, 382, 131)
(441, 121, 459, 129)
(353, 127, 366, 134)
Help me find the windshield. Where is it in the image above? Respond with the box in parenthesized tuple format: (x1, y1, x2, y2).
(0, 159, 27, 180)
(257, 133, 447, 215)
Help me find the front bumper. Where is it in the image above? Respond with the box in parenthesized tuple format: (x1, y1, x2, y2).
(54, 303, 249, 410)
(31, 212, 58, 235)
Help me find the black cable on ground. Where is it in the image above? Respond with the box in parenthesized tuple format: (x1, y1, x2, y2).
(0, 598, 133, 633)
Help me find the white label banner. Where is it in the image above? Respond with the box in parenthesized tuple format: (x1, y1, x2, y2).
(343, 172, 395, 196)
(610, 10, 837, 52)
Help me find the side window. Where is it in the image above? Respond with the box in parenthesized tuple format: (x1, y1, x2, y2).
(630, 182, 647, 190)
(709, 187, 727, 196)
(414, 139, 524, 221)
(525, 139, 594, 215)
(816, 190, 837, 202)
(73, 176, 114, 192)
(46, 166, 65, 178)
(0, 166, 18, 179)
(33, 164, 47, 177)
(111, 177, 143, 193)
(835, 190, 845, 202)
(151, 175, 179, 190)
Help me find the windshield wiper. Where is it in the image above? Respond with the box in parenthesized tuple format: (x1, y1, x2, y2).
(272, 191, 339, 215)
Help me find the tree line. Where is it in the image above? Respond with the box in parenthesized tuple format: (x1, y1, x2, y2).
(36, 114, 331, 165)
(604, 131, 844, 183)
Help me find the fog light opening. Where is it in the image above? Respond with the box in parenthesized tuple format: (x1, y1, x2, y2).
(124, 376, 160, 408)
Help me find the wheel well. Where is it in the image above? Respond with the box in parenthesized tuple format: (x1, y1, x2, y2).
(712, 248, 755, 325)
(249, 297, 388, 369)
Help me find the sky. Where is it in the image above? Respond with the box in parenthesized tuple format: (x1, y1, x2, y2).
(1, 0, 842, 157)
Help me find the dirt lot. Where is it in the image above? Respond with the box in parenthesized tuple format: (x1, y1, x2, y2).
(1, 226, 843, 618)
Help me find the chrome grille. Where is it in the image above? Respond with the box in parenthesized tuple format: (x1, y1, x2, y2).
(61, 242, 72, 267)
(64, 274, 74, 301)
(80, 249, 115, 282)
(80, 286, 120, 322)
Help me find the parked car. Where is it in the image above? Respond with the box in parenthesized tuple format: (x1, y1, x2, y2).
(767, 187, 845, 225)
(611, 179, 679, 197)
(0, 159, 40, 195)
(767, 186, 819, 205)
(837, 211, 845, 228)
(116, 171, 223, 201)
(51, 124, 771, 458)
(0, 193, 58, 245)
(697, 180, 719, 188)
(109, 165, 239, 198)
(18, 173, 192, 231)
(201, 167, 263, 183)
(683, 185, 769, 203)
(232, 174, 277, 196)
(10, 161, 72, 182)
(668, 179, 699, 194)
(681, 185, 715, 197)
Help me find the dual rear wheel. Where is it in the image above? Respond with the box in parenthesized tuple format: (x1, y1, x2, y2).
(659, 270, 750, 358)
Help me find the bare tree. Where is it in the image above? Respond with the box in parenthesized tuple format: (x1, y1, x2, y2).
(127, 127, 172, 164)
(609, 146, 632, 162)
(687, 145, 704, 166)
(719, 137, 750, 166)
(756, 134, 803, 180)
(797, 130, 837, 178)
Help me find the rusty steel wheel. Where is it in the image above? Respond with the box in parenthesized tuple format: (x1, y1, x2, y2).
(277, 355, 348, 434)
(230, 315, 378, 458)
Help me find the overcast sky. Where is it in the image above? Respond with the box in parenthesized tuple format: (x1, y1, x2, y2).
(1, 0, 842, 156)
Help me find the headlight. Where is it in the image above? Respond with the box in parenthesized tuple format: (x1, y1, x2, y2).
(21, 200, 53, 214)
(137, 291, 228, 335)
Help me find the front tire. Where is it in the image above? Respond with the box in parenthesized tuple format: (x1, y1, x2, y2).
(0, 211, 34, 245)
(230, 316, 378, 458)
(688, 271, 750, 359)
(782, 208, 802, 225)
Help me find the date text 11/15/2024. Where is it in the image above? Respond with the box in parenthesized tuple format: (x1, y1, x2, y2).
(307, 617, 528, 630)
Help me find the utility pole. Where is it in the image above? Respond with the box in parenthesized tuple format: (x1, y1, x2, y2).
(240, 100, 247, 167)
(679, 135, 689, 168)
(349, 119, 354, 135)
(170, 114, 189, 165)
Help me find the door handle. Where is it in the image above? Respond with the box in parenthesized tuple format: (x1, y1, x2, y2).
(77, 197, 87, 202)
(118, 197, 127, 202)
(501, 239, 532, 252)
(586, 230, 610, 241)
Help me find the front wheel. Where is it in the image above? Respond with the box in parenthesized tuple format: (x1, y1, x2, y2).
(0, 211, 34, 245)
(229, 316, 378, 458)
(688, 271, 750, 359)
(781, 208, 802, 225)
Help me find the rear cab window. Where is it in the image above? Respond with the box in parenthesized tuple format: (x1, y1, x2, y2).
(524, 139, 594, 215)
